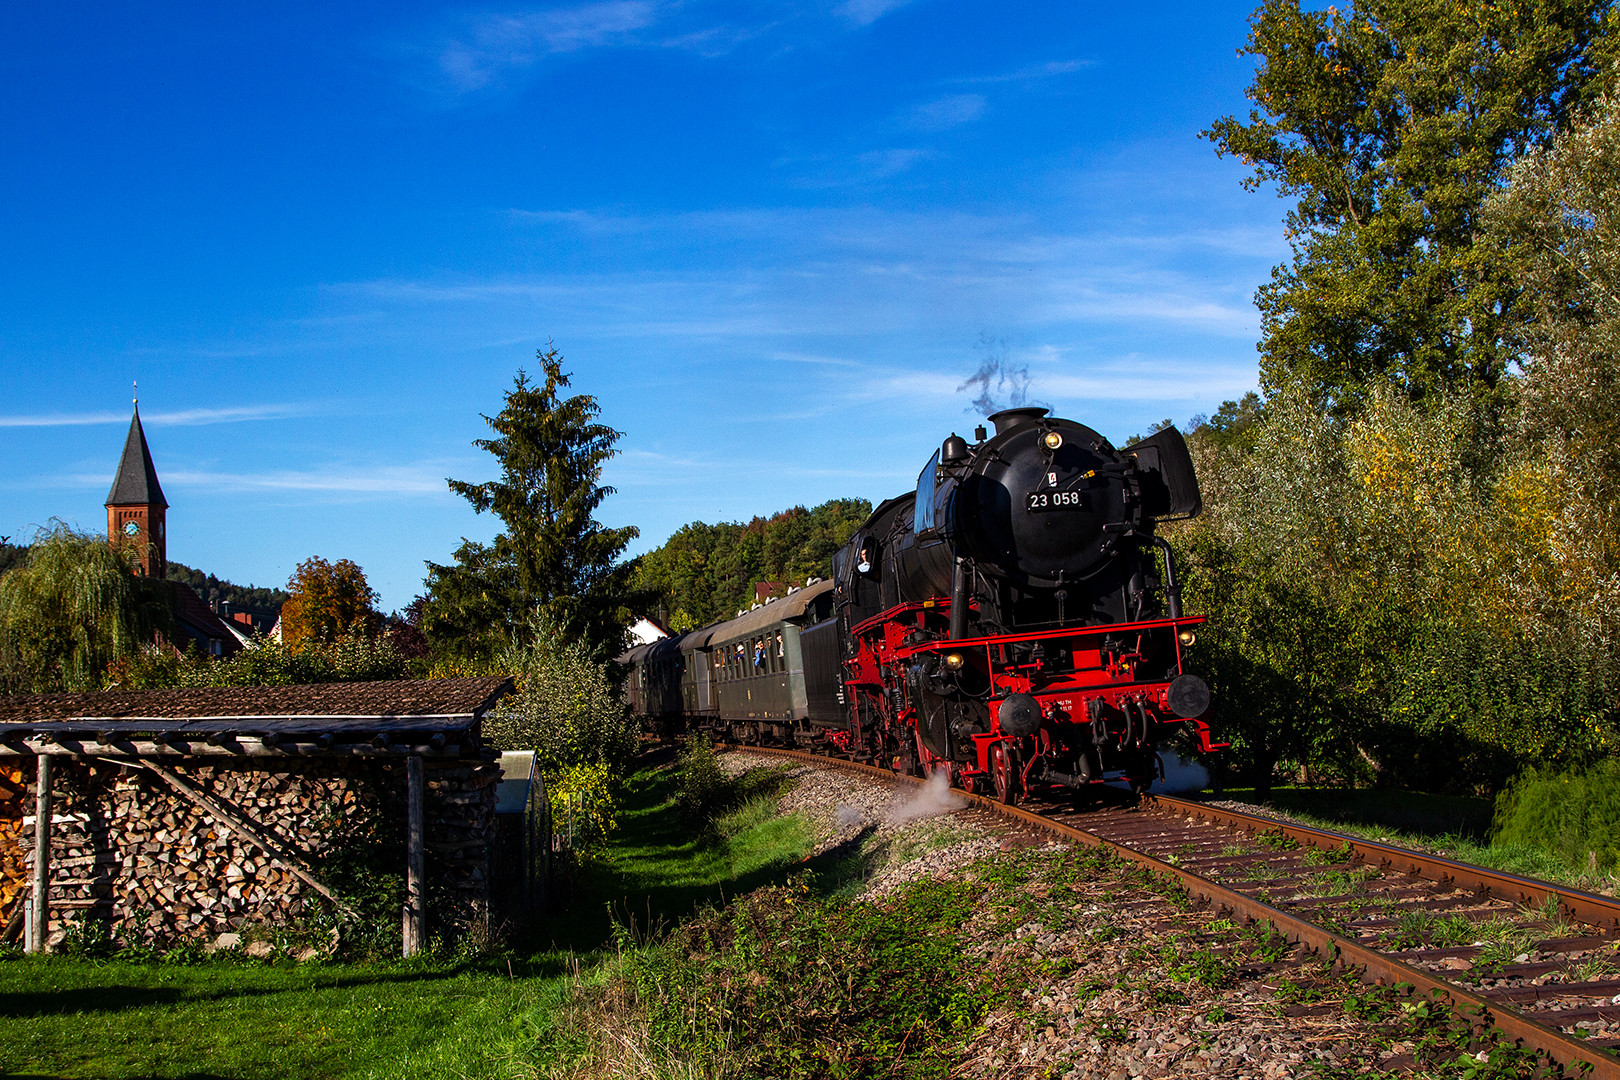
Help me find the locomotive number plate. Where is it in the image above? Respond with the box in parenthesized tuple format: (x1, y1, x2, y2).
(1026, 490, 1085, 512)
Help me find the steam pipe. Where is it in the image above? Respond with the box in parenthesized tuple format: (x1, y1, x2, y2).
(1151, 536, 1183, 618)
(949, 558, 970, 640)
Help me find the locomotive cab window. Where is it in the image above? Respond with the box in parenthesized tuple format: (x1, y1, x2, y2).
(913, 449, 941, 539)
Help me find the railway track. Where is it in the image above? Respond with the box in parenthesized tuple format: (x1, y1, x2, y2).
(735, 744, 1620, 1078)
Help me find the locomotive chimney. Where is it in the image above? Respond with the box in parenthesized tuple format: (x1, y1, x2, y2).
(986, 407, 1050, 435)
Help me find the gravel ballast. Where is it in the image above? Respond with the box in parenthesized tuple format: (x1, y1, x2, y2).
(718, 749, 1539, 1079)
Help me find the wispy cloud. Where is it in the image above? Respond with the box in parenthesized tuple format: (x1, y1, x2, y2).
(958, 59, 1093, 85)
(835, 0, 914, 27)
(857, 147, 933, 177)
(0, 404, 315, 428)
(161, 464, 454, 498)
(908, 93, 986, 131)
(438, 1, 659, 91)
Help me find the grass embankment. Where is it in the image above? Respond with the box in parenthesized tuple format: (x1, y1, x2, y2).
(1213, 785, 1618, 894)
(0, 752, 814, 1080)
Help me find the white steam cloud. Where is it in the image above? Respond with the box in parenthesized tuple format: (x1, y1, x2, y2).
(885, 769, 966, 824)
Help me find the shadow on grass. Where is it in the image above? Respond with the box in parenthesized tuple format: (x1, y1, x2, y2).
(0, 953, 575, 1020)
(538, 759, 881, 952)
(1206, 786, 1493, 839)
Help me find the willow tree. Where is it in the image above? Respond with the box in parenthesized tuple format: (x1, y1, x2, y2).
(0, 522, 172, 694)
(424, 345, 642, 660)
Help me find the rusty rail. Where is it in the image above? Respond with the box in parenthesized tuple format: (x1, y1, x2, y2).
(1153, 794, 1620, 930)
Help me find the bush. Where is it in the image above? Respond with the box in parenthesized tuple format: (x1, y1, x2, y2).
(102, 635, 411, 691)
(483, 618, 638, 770)
(1492, 759, 1620, 875)
(548, 762, 618, 856)
(674, 734, 728, 826)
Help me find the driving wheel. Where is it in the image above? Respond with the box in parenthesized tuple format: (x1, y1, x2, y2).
(990, 741, 1021, 805)
(894, 733, 918, 777)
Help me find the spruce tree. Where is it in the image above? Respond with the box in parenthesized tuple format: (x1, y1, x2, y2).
(424, 346, 640, 660)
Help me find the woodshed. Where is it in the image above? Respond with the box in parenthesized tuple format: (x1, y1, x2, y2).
(0, 677, 523, 957)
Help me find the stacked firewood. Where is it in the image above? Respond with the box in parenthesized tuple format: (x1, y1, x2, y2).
(20, 754, 501, 948)
(0, 763, 27, 931)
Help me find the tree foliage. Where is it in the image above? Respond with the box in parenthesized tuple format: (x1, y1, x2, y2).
(1180, 3, 1620, 799)
(424, 346, 640, 661)
(278, 556, 383, 650)
(0, 522, 172, 694)
(1206, 0, 1618, 403)
(166, 562, 289, 618)
(632, 499, 871, 632)
(481, 615, 639, 770)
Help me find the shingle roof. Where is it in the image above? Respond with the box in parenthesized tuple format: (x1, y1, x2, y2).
(105, 407, 167, 509)
(169, 581, 244, 654)
(0, 676, 512, 725)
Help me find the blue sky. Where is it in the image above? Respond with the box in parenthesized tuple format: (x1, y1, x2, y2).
(0, 1, 1284, 612)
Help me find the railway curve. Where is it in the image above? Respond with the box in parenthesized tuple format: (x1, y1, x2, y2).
(730, 743, 1620, 1079)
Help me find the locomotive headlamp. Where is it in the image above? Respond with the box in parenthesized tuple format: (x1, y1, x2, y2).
(1042, 431, 1064, 450)
(1177, 630, 1197, 646)
(943, 652, 966, 670)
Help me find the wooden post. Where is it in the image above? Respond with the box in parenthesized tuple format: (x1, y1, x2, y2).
(403, 754, 424, 957)
(26, 754, 51, 954)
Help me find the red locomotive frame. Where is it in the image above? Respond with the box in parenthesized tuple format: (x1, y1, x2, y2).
(835, 597, 1224, 801)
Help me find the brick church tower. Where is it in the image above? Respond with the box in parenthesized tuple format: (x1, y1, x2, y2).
(105, 403, 167, 578)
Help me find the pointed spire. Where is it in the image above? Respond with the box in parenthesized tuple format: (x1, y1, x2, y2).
(106, 403, 168, 508)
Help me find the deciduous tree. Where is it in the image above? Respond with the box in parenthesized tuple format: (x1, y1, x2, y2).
(0, 522, 172, 694)
(1207, 0, 1617, 404)
(278, 556, 382, 650)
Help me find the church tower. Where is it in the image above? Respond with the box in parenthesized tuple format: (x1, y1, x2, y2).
(105, 402, 168, 579)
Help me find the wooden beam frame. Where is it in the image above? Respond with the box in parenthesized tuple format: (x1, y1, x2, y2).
(403, 755, 425, 958)
(26, 754, 51, 953)
(0, 739, 464, 758)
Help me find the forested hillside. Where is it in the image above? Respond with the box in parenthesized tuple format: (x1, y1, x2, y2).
(167, 562, 289, 617)
(0, 543, 25, 578)
(632, 499, 871, 631)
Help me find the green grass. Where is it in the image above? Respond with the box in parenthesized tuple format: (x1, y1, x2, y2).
(0, 954, 568, 1079)
(0, 755, 819, 1080)
(1212, 786, 1614, 893)
(547, 759, 814, 950)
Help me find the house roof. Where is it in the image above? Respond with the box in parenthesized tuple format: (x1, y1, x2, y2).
(106, 407, 167, 509)
(169, 581, 244, 651)
(0, 676, 513, 726)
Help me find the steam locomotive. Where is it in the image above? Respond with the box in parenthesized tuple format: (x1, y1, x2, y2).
(622, 406, 1221, 802)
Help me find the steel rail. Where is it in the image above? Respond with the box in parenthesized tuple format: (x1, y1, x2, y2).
(1151, 794, 1620, 931)
(735, 745, 1620, 1079)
